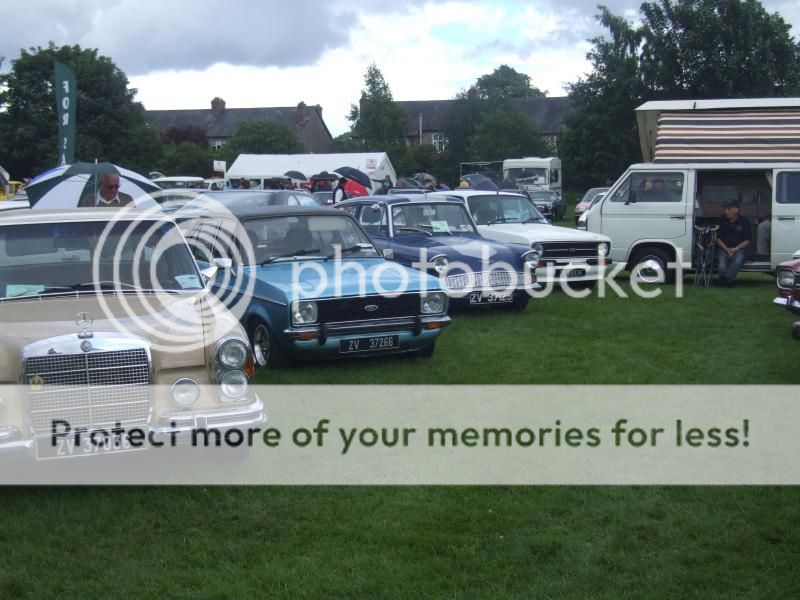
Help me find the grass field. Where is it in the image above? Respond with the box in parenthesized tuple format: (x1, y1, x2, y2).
(2, 220, 799, 597)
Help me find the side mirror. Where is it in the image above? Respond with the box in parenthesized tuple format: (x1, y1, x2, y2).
(370, 203, 382, 213)
(382, 248, 395, 260)
(214, 257, 233, 270)
(200, 265, 219, 287)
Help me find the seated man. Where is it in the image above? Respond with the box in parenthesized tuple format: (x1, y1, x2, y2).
(716, 199, 751, 285)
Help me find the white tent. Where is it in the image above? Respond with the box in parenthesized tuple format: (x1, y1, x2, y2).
(226, 153, 397, 192)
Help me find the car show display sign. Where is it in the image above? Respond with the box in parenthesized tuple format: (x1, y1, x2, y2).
(54, 60, 77, 166)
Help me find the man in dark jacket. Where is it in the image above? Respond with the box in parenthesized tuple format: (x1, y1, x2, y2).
(716, 199, 751, 285)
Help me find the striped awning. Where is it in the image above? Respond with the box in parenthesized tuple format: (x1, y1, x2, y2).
(654, 110, 800, 163)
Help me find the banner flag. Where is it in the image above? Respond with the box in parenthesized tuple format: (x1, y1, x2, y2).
(54, 60, 77, 165)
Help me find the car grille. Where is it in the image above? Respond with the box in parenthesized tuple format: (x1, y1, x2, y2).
(541, 242, 600, 260)
(317, 294, 420, 323)
(24, 349, 151, 434)
(445, 271, 526, 291)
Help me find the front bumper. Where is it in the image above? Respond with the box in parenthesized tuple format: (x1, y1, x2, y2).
(536, 261, 610, 284)
(283, 315, 450, 358)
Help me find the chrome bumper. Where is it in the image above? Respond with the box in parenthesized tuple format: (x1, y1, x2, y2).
(285, 315, 451, 340)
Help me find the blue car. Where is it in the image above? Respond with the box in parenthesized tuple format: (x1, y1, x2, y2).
(337, 195, 541, 310)
(179, 205, 451, 368)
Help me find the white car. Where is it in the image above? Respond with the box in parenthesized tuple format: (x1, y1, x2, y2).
(431, 190, 612, 286)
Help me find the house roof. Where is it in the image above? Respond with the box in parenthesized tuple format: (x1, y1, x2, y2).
(395, 96, 573, 136)
(145, 106, 318, 139)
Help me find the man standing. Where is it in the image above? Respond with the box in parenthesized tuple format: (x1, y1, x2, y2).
(333, 178, 348, 204)
(716, 199, 751, 285)
(79, 174, 133, 207)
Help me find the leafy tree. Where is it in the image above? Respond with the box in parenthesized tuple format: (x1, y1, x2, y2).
(331, 132, 363, 152)
(391, 144, 439, 179)
(165, 125, 209, 148)
(468, 107, 550, 162)
(561, 1, 800, 191)
(348, 63, 408, 150)
(160, 142, 212, 177)
(476, 65, 547, 101)
(225, 119, 302, 156)
(0, 43, 160, 177)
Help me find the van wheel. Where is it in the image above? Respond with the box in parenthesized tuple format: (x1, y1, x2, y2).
(631, 248, 674, 284)
(249, 321, 288, 368)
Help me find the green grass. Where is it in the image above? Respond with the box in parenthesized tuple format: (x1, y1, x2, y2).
(3, 275, 800, 598)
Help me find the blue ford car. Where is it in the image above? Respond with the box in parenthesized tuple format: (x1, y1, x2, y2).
(337, 196, 541, 310)
(179, 205, 450, 367)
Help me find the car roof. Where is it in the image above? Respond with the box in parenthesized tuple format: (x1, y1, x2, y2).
(339, 194, 465, 205)
(427, 190, 528, 199)
(0, 208, 175, 225)
(181, 204, 349, 222)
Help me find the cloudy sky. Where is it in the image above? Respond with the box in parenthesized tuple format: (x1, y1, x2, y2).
(2, 0, 799, 136)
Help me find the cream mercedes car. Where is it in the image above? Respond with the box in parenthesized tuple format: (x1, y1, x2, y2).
(0, 208, 266, 460)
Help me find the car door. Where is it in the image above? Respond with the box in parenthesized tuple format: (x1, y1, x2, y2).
(358, 203, 390, 249)
(772, 170, 800, 266)
(599, 170, 691, 263)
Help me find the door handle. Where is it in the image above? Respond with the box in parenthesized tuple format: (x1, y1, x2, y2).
(778, 216, 796, 221)
(670, 216, 686, 220)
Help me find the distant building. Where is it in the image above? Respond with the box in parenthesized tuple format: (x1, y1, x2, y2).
(395, 95, 573, 152)
(145, 98, 334, 153)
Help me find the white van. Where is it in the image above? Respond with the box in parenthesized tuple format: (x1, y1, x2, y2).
(502, 157, 562, 197)
(585, 99, 800, 280)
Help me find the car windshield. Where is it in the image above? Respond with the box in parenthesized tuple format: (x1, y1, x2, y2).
(581, 187, 608, 203)
(243, 215, 379, 264)
(391, 203, 477, 235)
(467, 194, 548, 225)
(529, 191, 558, 202)
(503, 168, 548, 186)
(0, 220, 202, 299)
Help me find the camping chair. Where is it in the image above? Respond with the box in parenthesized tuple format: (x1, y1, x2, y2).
(693, 224, 719, 287)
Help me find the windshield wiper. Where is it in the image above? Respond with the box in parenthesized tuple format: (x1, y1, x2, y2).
(523, 217, 546, 224)
(326, 244, 375, 259)
(395, 226, 432, 237)
(74, 281, 141, 291)
(260, 248, 321, 265)
(487, 217, 507, 225)
(5, 285, 74, 298)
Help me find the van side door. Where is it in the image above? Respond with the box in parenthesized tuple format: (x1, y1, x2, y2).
(773, 170, 800, 266)
(599, 170, 691, 264)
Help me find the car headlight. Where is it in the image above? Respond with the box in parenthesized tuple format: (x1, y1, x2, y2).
(432, 255, 449, 275)
(531, 243, 544, 255)
(421, 292, 447, 315)
(171, 378, 200, 408)
(523, 250, 540, 268)
(778, 269, 796, 288)
(220, 370, 249, 400)
(291, 300, 319, 325)
(598, 243, 610, 257)
(216, 338, 249, 370)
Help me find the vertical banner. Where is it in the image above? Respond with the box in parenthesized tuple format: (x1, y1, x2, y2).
(54, 60, 77, 165)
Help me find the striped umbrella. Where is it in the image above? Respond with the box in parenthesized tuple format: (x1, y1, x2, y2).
(25, 162, 160, 209)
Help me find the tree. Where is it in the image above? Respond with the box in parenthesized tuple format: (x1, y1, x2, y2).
(476, 65, 547, 101)
(160, 142, 212, 177)
(560, 0, 800, 191)
(165, 125, 209, 148)
(468, 107, 550, 162)
(225, 119, 302, 156)
(0, 43, 161, 177)
(348, 63, 408, 150)
(331, 132, 362, 152)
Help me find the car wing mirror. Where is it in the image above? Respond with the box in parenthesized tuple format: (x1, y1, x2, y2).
(382, 248, 395, 260)
(200, 265, 218, 287)
(214, 257, 233, 270)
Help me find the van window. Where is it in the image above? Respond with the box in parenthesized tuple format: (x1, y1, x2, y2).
(776, 173, 800, 204)
(612, 172, 684, 203)
(550, 169, 559, 184)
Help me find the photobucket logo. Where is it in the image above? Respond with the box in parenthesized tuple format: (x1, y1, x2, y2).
(90, 202, 256, 353)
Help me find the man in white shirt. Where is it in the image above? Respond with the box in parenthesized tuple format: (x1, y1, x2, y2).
(79, 174, 134, 207)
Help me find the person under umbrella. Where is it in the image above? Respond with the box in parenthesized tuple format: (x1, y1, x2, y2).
(333, 178, 348, 204)
(78, 174, 133, 207)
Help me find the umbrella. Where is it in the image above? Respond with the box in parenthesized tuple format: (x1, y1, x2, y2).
(396, 177, 420, 189)
(334, 166, 372, 189)
(284, 170, 307, 181)
(310, 171, 339, 181)
(343, 180, 369, 198)
(463, 173, 499, 192)
(25, 162, 160, 209)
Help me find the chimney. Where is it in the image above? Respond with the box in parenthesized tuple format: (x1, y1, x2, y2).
(297, 101, 307, 124)
(211, 97, 226, 114)
(315, 104, 322, 117)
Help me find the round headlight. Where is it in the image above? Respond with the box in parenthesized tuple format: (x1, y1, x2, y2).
(421, 293, 446, 314)
(598, 242, 610, 257)
(172, 378, 200, 408)
(778, 269, 795, 288)
(291, 300, 319, 325)
(523, 251, 540, 268)
(217, 339, 249, 370)
(531, 243, 544, 255)
(220, 370, 249, 400)
(432, 255, 449, 275)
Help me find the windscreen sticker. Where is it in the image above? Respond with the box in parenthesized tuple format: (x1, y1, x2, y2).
(5, 284, 45, 297)
(174, 275, 202, 289)
(430, 220, 450, 233)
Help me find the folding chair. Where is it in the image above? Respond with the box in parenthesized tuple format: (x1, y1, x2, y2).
(693, 225, 719, 288)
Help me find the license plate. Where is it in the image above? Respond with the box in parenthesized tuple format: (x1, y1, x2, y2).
(36, 428, 146, 460)
(469, 291, 513, 304)
(339, 335, 399, 354)
(566, 269, 587, 278)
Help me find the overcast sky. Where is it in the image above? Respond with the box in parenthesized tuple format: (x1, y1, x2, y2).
(2, 0, 799, 136)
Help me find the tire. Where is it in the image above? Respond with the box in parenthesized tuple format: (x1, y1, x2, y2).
(417, 341, 436, 358)
(630, 248, 674, 284)
(249, 321, 288, 368)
